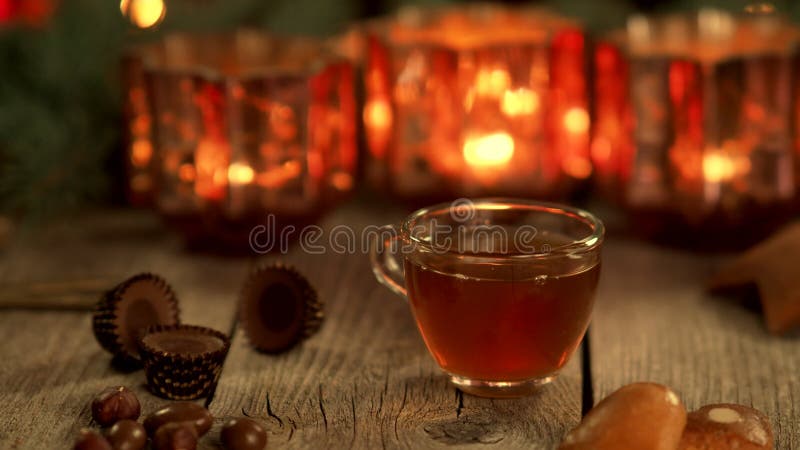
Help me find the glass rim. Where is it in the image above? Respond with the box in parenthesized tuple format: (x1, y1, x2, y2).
(400, 198, 605, 260)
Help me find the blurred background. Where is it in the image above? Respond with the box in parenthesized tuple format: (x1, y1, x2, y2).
(1, 0, 799, 220)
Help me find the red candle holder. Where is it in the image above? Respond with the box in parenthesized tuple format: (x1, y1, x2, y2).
(593, 9, 800, 244)
(132, 31, 356, 250)
(363, 5, 589, 202)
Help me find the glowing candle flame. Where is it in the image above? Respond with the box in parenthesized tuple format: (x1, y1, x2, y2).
(703, 152, 736, 183)
(364, 99, 392, 130)
(228, 162, 255, 185)
(563, 107, 590, 135)
(501, 89, 539, 117)
(563, 157, 593, 179)
(463, 132, 515, 168)
(475, 69, 511, 98)
(130, 140, 153, 168)
(120, 0, 165, 29)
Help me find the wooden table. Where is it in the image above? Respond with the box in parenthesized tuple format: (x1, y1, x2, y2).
(0, 201, 798, 449)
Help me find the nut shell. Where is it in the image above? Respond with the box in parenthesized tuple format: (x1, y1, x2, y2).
(91, 386, 141, 427)
(92, 273, 180, 366)
(239, 263, 322, 353)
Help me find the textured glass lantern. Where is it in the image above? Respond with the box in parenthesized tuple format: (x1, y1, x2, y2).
(593, 9, 800, 243)
(134, 31, 356, 249)
(363, 5, 590, 202)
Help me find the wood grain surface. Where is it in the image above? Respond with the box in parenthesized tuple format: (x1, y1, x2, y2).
(0, 210, 249, 449)
(1, 205, 799, 449)
(590, 239, 800, 449)
(208, 205, 583, 449)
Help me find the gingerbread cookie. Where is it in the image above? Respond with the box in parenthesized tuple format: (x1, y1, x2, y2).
(559, 382, 687, 450)
(678, 403, 773, 450)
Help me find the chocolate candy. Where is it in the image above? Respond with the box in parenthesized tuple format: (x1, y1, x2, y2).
(92, 273, 180, 365)
(138, 325, 230, 400)
(239, 263, 322, 353)
(144, 402, 213, 437)
(91, 386, 141, 427)
(678, 403, 773, 450)
(221, 417, 268, 450)
(152, 422, 198, 450)
(106, 419, 146, 450)
(74, 429, 112, 450)
(559, 382, 687, 450)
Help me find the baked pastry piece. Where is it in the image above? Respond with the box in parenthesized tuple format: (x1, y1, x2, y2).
(559, 382, 687, 450)
(709, 223, 800, 334)
(678, 403, 773, 450)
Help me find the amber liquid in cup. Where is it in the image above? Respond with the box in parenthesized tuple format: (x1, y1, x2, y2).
(371, 199, 604, 397)
(404, 232, 598, 384)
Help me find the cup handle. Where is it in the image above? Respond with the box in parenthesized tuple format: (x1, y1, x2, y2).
(369, 225, 408, 299)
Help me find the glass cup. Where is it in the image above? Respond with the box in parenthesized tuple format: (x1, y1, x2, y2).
(370, 198, 604, 397)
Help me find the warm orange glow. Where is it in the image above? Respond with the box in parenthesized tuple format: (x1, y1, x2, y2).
(178, 163, 196, 183)
(331, 172, 354, 191)
(563, 107, 590, 135)
(131, 174, 152, 192)
(463, 132, 515, 168)
(475, 69, 511, 98)
(131, 140, 153, 167)
(501, 89, 539, 117)
(228, 162, 255, 185)
(121, 0, 165, 29)
(744, 3, 775, 14)
(257, 161, 303, 188)
(131, 115, 150, 136)
(703, 152, 736, 183)
(364, 99, 392, 130)
(195, 139, 229, 199)
(591, 137, 612, 163)
(563, 157, 592, 179)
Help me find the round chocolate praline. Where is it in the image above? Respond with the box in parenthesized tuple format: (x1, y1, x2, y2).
(138, 324, 230, 400)
(239, 263, 322, 353)
(221, 417, 267, 450)
(92, 273, 180, 366)
(106, 420, 146, 450)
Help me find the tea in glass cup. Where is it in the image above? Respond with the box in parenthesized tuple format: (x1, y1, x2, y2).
(371, 198, 603, 397)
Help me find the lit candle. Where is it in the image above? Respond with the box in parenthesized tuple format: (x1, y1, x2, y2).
(365, 5, 589, 199)
(364, 98, 393, 156)
(501, 88, 540, 117)
(463, 132, 515, 176)
(194, 138, 229, 201)
(702, 146, 751, 203)
(227, 161, 255, 216)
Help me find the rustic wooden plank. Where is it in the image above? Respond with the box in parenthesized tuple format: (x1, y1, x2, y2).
(590, 239, 800, 449)
(0, 209, 249, 449)
(208, 204, 584, 449)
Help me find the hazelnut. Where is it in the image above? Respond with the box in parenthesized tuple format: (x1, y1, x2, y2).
(74, 429, 112, 450)
(144, 402, 212, 437)
(221, 417, 268, 450)
(91, 386, 141, 427)
(152, 422, 198, 450)
(106, 419, 146, 450)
